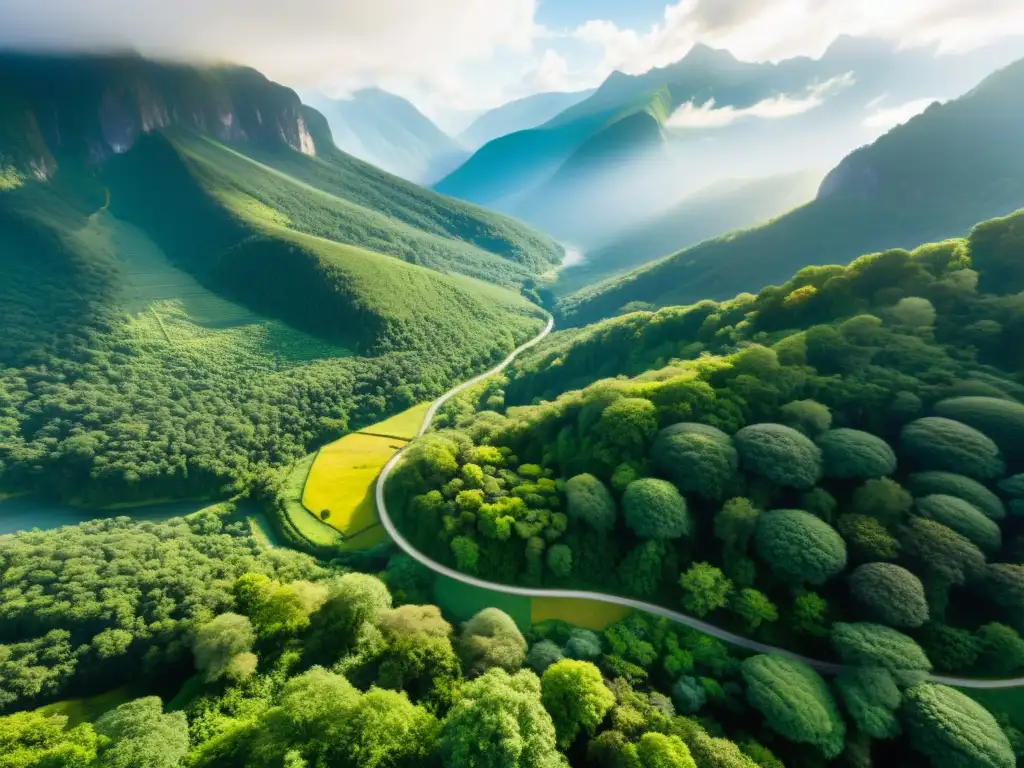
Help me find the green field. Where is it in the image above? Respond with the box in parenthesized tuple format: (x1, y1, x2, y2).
(36, 686, 143, 727)
(962, 687, 1024, 728)
(432, 574, 533, 629)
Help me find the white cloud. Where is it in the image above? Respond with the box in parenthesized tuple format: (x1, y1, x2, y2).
(862, 97, 940, 130)
(572, 0, 1024, 78)
(0, 0, 544, 112)
(667, 73, 855, 128)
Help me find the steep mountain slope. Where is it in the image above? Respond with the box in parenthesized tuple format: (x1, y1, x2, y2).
(0, 54, 549, 505)
(436, 39, 1020, 243)
(559, 57, 1024, 326)
(458, 88, 595, 149)
(555, 170, 824, 295)
(300, 88, 468, 184)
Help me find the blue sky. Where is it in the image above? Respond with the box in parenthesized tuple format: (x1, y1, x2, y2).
(537, 0, 669, 31)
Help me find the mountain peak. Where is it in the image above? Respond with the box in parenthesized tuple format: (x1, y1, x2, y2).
(683, 42, 738, 65)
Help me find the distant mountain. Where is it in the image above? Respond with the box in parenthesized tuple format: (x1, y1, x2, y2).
(458, 89, 596, 149)
(557, 57, 1024, 326)
(300, 88, 468, 184)
(436, 38, 1022, 244)
(554, 169, 824, 295)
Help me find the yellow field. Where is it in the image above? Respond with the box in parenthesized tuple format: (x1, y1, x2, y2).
(301, 402, 429, 550)
(531, 597, 630, 631)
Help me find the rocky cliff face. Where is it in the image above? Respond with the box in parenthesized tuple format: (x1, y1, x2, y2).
(0, 53, 324, 177)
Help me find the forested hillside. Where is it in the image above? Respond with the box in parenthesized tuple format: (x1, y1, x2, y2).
(0, 54, 553, 506)
(387, 207, 1024, 764)
(559, 57, 1024, 326)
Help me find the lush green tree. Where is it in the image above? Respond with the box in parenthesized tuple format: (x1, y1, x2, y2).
(651, 423, 738, 500)
(438, 668, 565, 768)
(999, 474, 1024, 498)
(622, 479, 692, 540)
(679, 563, 734, 617)
(193, 613, 257, 682)
(934, 396, 1024, 461)
(830, 622, 932, 685)
(919, 622, 982, 673)
(94, 697, 189, 768)
(835, 666, 902, 740)
(458, 608, 527, 677)
(671, 675, 707, 715)
(740, 654, 846, 758)
(564, 629, 603, 661)
(891, 296, 937, 327)
(849, 477, 914, 526)
(730, 588, 779, 631)
(307, 573, 393, 663)
(586, 730, 639, 768)
(848, 562, 929, 628)
(778, 399, 832, 437)
(915, 495, 1002, 553)
(546, 544, 573, 580)
(540, 659, 615, 747)
(636, 732, 696, 768)
(902, 683, 1014, 768)
(901, 417, 1004, 480)
(329, 687, 438, 768)
(818, 428, 897, 480)
(975, 623, 1024, 675)
(734, 423, 823, 489)
(714, 497, 760, 552)
(737, 740, 785, 768)
(754, 509, 847, 585)
(837, 514, 900, 561)
(899, 517, 986, 614)
(907, 472, 1005, 520)
(527, 640, 564, 674)
(792, 592, 830, 637)
(593, 398, 660, 464)
(800, 487, 838, 523)
(0, 711, 98, 768)
(565, 474, 617, 533)
(982, 564, 1024, 620)
(451, 536, 480, 574)
(617, 540, 669, 597)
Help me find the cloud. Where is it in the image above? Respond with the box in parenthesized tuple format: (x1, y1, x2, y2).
(572, 0, 1024, 77)
(862, 96, 940, 130)
(667, 73, 855, 128)
(0, 0, 544, 111)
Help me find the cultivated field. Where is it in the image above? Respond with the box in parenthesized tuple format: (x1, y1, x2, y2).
(530, 597, 630, 631)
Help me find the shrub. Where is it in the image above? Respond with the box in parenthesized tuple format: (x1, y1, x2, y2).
(907, 472, 1006, 520)
(848, 563, 929, 628)
(527, 640, 564, 673)
(849, 477, 913, 526)
(818, 428, 897, 480)
(902, 683, 1015, 768)
(915, 495, 1002, 553)
(671, 676, 707, 715)
(565, 474, 617, 532)
(623, 478, 692, 540)
(651, 423, 738, 500)
(754, 510, 847, 585)
(564, 629, 603, 661)
(778, 400, 832, 437)
(890, 296, 936, 327)
(901, 417, 1004, 480)
(837, 514, 900, 561)
(835, 666, 902, 740)
(934, 396, 1024, 460)
(734, 424, 823, 489)
(458, 608, 528, 676)
(740, 654, 846, 758)
(541, 659, 616, 748)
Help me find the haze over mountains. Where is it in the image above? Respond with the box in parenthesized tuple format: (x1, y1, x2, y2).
(434, 36, 1024, 246)
(458, 88, 596, 150)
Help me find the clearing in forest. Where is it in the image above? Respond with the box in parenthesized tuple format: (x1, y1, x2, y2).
(302, 402, 430, 548)
(530, 597, 630, 631)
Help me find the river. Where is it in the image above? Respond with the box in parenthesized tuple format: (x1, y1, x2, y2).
(0, 496, 213, 536)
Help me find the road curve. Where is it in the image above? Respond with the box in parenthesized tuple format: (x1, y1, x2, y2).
(374, 314, 1024, 689)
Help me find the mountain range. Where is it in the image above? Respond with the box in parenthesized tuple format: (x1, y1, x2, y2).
(558, 55, 1024, 326)
(435, 37, 1024, 245)
(458, 88, 596, 149)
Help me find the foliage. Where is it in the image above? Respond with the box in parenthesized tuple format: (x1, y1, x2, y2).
(740, 654, 846, 758)
(93, 696, 189, 768)
(907, 472, 1006, 521)
(540, 659, 615, 747)
(817, 428, 897, 480)
(565, 474, 617, 532)
(730, 589, 779, 631)
(636, 732, 697, 768)
(830, 622, 932, 685)
(734, 424, 823, 490)
(457, 608, 528, 677)
(778, 399, 832, 437)
(753, 510, 847, 585)
(193, 613, 257, 682)
(671, 676, 707, 715)
(901, 418, 1005, 481)
(835, 666, 902, 740)
(915, 495, 1003, 553)
(651, 423, 739, 500)
(528, 641, 565, 674)
(934, 396, 1024, 460)
(679, 563, 734, 618)
(902, 683, 1015, 768)
(0, 711, 98, 768)
(848, 563, 929, 628)
(438, 668, 566, 768)
(622, 479, 692, 540)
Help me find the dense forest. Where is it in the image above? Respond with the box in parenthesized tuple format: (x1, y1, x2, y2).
(2, 504, 1017, 767)
(385, 208, 1024, 763)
